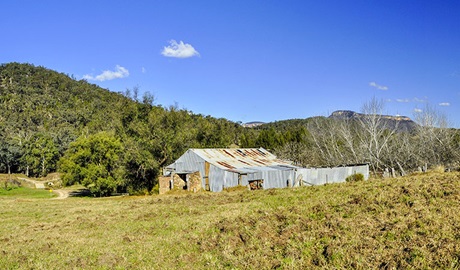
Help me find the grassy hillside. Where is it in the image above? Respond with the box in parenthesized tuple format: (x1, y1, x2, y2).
(1, 172, 459, 269)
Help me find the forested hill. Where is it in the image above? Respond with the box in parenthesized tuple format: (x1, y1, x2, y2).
(0, 63, 132, 138)
(0, 63, 243, 194)
(1, 63, 458, 196)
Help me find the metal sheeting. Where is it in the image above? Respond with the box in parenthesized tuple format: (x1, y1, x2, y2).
(209, 164, 297, 192)
(165, 149, 201, 173)
(261, 169, 296, 189)
(190, 148, 296, 171)
(295, 165, 369, 186)
(165, 148, 369, 192)
(209, 164, 239, 192)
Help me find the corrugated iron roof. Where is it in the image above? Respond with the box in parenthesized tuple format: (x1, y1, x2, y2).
(190, 148, 298, 171)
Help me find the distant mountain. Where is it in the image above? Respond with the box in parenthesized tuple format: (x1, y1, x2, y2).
(251, 110, 418, 133)
(329, 110, 417, 131)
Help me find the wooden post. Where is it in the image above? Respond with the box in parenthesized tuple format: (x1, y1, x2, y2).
(186, 174, 190, 191)
(204, 162, 210, 191)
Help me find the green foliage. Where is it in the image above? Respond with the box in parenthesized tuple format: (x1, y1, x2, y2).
(20, 133, 59, 177)
(120, 136, 158, 194)
(0, 63, 245, 193)
(0, 138, 20, 174)
(0, 179, 19, 191)
(150, 183, 160, 195)
(345, 173, 364, 182)
(0, 62, 129, 175)
(59, 132, 124, 196)
(2, 62, 459, 189)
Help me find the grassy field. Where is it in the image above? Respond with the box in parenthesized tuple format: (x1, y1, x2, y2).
(1, 172, 459, 269)
(0, 186, 56, 199)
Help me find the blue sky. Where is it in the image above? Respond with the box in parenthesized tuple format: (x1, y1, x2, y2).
(2, 0, 460, 126)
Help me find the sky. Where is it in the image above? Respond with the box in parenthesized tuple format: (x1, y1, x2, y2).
(2, 0, 460, 126)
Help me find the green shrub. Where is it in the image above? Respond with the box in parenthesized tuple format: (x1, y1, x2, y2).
(346, 173, 364, 182)
(150, 184, 160, 195)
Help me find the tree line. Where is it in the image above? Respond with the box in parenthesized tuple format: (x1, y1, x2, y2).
(250, 98, 460, 175)
(1, 63, 458, 195)
(0, 63, 242, 195)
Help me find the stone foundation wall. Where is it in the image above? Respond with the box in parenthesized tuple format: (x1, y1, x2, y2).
(188, 171, 202, 192)
(158, 171, 202, 194)
(158, 176, 171, 195)
(172, 174, 186, 190)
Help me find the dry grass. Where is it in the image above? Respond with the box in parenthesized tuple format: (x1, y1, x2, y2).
(1, 172, 459, 269)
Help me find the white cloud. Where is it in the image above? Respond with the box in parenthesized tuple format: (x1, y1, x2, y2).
(389, 97, 431, 104)
(439, 102, 450, 106)
(161, 40, 200, 58)
(396, 98, 410, 103)
(141, 67, 146, 73)
(414, 108, 422, 113)
(369, 82, 388, 90)
(83, 65, 129, 81)
(414, 97, 427, 103)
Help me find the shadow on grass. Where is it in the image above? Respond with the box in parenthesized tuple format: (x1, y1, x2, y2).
(68, 188, 93, 197)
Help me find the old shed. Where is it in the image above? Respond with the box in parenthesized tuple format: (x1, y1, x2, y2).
(162, 148, 368, 193)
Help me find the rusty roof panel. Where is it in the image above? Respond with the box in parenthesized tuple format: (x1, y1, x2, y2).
(238, 159, 251, 165)
(216, 161, 236, 169)
(222, 149, 235, 158)
(190, 148, 297, 171)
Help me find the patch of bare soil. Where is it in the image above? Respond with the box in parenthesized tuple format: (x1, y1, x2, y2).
(51, 189, 70, 199)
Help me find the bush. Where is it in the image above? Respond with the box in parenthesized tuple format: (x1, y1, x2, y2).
(1, 179, 21, 191)
(150, 184, 160, 195)
(346, 173, 364, 182)
(58, 132, 124, 196)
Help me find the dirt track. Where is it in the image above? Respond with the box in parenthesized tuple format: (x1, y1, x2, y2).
(51, 189, 70, 199)
(17, 177, 69, 199)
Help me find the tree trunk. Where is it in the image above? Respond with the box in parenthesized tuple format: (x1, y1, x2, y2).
(42, 157, 46, 177)
(396, 161, 406, 176)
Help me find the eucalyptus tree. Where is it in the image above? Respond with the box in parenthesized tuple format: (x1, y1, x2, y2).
(0, 137, 20, 177)
(413, 105, 456, 168)
(59, 132, 125, 196)
(20, 133, 59, 177)
(356, 97, 398, 173)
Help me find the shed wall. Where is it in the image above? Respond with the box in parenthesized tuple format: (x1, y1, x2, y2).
(261, 169, 296, 189)
(209, 164, 232, 192)
(167, 149, 369, 192)
(296, 165, 369, 186)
